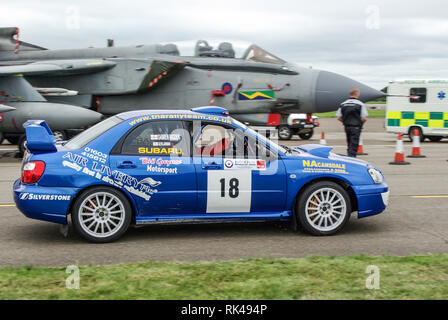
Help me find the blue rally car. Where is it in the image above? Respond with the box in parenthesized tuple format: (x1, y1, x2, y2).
(13, 106, 389, 242)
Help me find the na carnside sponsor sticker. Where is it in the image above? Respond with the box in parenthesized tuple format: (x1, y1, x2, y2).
(302, 160, 348, 174)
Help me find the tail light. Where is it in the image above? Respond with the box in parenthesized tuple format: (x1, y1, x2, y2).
(21, 161, 45, 184)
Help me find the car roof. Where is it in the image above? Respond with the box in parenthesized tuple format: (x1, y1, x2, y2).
(116, 107, 230, 121)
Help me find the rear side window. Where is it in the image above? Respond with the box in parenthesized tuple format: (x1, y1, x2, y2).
(120, 121, 190, 156)
(64, 116, 123, 150)
(410, 88, 427, 103)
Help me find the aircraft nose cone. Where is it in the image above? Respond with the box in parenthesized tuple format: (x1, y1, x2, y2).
(315, 70, 385, 112)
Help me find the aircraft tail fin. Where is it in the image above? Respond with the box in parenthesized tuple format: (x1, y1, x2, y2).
(0, 27, 46, 56)
(0, 76, 47, 103)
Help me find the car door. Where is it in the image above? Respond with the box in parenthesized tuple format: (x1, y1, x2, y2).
(109, 120, 197, 215)
(192, 121, 287, 214)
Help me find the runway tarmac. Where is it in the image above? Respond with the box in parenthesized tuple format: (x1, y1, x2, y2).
(0, 118, 447, 266)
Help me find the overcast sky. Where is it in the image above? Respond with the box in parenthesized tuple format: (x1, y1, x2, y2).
(2, 0, 448, 89)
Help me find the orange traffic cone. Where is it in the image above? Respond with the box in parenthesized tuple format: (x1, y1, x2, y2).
(357, 135, 368, 155)
(320, 132, 327, 145)
(389, 133, 410, 165)
(408, 128, 426, 158)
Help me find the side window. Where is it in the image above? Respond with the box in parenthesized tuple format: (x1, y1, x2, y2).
(410, 88, 427, 103)
(121, 121, 190, 156)
(192, 122, 272, 160)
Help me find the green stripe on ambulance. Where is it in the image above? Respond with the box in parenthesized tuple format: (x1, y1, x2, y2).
(387, 111, 448, 128)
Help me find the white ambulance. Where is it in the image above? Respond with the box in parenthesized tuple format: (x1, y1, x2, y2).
(386, 79, 448, 141)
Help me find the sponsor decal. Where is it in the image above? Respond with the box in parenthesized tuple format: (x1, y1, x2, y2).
(140, 157, 182, 175)
(62, 152, 162, 201)
(138, 147, 183, 155)
(224, 159, 233, 168)
(223, 159, 266, 170)
(238, 90, 275, 101)
(128, 114, 232, 126)
(150, 134, 181, 141)
(302, 160, 347, 174)
(81, 147, 107, 164)
(20, 193, 71, 201)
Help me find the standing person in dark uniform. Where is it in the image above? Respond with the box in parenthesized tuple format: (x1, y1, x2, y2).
(336, 88, 368, 157)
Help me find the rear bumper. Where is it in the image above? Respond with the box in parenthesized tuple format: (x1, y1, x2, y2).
(352, 182, 389, 218)
(13, 179, 79, 224)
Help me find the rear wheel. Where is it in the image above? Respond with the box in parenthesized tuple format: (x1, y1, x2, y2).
(6, 136, 19, 145)
(53, 130, 66, 141)
(18, 134, 26, 156)
(72, 187, 132, 243)
(278, 125, 292, 140)
(296, 181, 351, 236)
(408, 127, 425, 142)
(299, 129, 314, 140)
(428, 136, 443, 142)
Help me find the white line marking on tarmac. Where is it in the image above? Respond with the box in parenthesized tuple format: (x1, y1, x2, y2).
(411, 195, 448, 198)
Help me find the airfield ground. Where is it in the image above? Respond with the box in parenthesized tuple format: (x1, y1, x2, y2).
(0, 118, 447, 267)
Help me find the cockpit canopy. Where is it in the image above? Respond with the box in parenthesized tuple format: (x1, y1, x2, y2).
(157, 40, 286, 65)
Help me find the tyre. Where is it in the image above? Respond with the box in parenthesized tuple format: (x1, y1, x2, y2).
(428, 136, 443, 142)
(6, 136, 19, 145)
(72, 187, 132, 243)
(18, 134, 26, 156)
(299, 129, 314, 140)
(408, 127, 425, 142)
(296, 181, 351, 236)
(53, 130, 66, 141)
(0, 132, 3, 145)
(278, 125, 292, 140)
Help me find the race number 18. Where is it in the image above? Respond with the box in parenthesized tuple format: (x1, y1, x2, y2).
(220, 178, 239, 198)
(207, 171, 251, 213)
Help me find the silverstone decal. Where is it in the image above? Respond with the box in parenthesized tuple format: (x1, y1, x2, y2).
(128, 114, 232, 126)
(224, 158, 266, 170)
(302, 160, 348, 174)
(140, 157, 182, 175)
(20, 193, 71, 201)
(62, 152, 161, 201)
(206, 170, 252, 213)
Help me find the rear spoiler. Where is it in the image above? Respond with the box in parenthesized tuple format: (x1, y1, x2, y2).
(23, 120, 57, 153)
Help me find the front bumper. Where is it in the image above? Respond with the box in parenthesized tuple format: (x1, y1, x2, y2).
(13, 179, 79, 224)
(352, 182, 389, 218)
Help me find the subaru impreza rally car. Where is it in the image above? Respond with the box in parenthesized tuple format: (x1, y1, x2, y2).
(13, 106, 389, 242)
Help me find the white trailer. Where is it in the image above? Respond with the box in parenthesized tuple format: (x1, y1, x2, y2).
(386, 79, 448, 141)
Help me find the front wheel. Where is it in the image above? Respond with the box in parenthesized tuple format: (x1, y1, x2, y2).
(278, 125, 292, 140)
(72, 187, 132, 243)
(296, 181, 351, 236)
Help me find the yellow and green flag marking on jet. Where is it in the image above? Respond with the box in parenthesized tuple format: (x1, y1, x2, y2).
(387, 111, 448, 128)
(238, 90, 275, 101)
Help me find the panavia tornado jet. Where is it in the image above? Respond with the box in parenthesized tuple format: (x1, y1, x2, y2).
(0, 27, 384, 148)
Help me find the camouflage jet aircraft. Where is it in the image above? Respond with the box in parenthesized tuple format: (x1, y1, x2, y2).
(0, 27, 384, 150)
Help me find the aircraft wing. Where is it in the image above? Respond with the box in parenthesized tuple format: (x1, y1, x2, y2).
(137, 59, 188, 92)
(0, 59, 116, 76)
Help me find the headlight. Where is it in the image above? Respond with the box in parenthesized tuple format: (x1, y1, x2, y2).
(368, 168, 383, 184)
